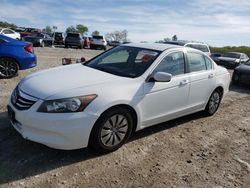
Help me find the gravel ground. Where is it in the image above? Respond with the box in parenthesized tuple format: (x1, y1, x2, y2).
(0, 47, 249, 188)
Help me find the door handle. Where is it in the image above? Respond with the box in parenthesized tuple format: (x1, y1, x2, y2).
(208, 73, 214, 79)
(180, 79, 189, 85)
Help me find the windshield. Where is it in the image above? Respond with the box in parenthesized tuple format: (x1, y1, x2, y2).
(85, 46, 161, 78)
(245, 59, 250, 65)
(223, 53, 241, 59)
(186, 44, 209, 52)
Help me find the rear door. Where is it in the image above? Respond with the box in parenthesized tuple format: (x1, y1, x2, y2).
(186, 51, 216, 109)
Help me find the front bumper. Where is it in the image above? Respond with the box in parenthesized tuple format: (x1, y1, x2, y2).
(8, 99, 99, 150)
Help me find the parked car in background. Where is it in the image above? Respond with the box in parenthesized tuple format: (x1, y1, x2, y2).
(90, 35, 107, 50)
(7, 43, 230, 152)
(0, 28, 21, 40)
(0, 34, 36, 78)
(65, 33, 84, 49)
(163, 41, 211, 56)
(232, 59, 250, 85)
(217, 52, 249, 69)
(210, 53, 222, 63)
(12, 27, 26, 33)
(108, 40, 121, 47)
(23, 32, 53, 47)
(53, 32, 66, 45)
(83, 36, 90, 48)
(20, 28, 41, 39)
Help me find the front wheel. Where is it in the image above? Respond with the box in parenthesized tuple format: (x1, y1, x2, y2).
(41, 41, 45, 47)
(0, 57, 19, 79)
(204, 90, 222, 116)
(89, 108, 133, 153)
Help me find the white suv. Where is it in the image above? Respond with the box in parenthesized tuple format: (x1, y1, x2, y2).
(90, 35, 107, 50)
(164, 41, 211, 56)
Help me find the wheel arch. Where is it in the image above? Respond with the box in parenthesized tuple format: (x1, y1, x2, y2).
(88, 103, 139, 147)
(0, 56, 20, 69)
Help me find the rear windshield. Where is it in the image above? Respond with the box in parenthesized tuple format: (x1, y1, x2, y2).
(186, 44, 209, 52)
(93, 35, 104, 39)
(223, 53, 241, 59)
(67, 33, 80, 37)
(55, 33, 63, 37)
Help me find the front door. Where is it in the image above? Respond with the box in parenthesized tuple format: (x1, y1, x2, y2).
(139, 51, 190, 127)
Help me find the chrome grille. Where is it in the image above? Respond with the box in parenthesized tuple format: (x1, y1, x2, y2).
(11, 87, 38, 110)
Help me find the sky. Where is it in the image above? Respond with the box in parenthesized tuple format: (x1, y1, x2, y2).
(1, 0, 250, 47)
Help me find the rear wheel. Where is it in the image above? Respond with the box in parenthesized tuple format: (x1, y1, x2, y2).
(232, 72, 240, 84)
(0, 57, 19, 79)
(89, 108, 133, 153)
(204, 89, 222, 116)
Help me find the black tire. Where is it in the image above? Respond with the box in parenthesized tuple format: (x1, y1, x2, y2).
(0, 57, 19, 79)
(65, 44, 68, 48)
(232, 72, 240, 84)
(89, 108, 133, 153)
(103, 46, 107, 51)
(204, 89, 222, 116)
(41, 41, 45, 47)
(78, 44, 83, 49)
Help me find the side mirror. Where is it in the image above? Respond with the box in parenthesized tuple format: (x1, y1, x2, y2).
(152, 72, 172, 82)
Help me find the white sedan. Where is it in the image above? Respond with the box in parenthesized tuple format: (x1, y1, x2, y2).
(8, 43, 230, 152)
(0, 28, 21, 40)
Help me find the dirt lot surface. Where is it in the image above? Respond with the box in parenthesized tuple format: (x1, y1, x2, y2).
(0, 47, 249, 188)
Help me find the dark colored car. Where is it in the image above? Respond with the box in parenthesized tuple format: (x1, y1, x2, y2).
(0, 34, 37, 78)
(210, 53, 222, 62)
(217, 52, 249, 69)
(53, 32, 65, 45)
(65, 33, 84, 49)
(232, 60, 250, 85)
(23, 33, 53, 47)
(20, 28, 41, 39)
(108, 41, 121, 47)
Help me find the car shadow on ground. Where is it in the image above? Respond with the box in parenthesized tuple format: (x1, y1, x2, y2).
(0, 110, 204, 185)
(229, 83, 250, 94)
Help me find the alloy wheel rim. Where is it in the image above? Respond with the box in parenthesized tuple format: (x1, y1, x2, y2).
(0, 59, 17, 77)
(100, 114, 128, 147)
(209, 92, 220, 114)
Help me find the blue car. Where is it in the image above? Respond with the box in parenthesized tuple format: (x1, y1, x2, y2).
(0, 34, 37, 78)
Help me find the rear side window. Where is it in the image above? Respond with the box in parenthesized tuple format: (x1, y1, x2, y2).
(187, 52, 207, 72)
(204, 56, 213, 70)
(153, 51, 185, 76)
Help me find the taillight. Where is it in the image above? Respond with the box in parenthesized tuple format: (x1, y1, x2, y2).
(24, 44, 33, 53)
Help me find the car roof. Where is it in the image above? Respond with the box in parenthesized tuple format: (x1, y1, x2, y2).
(122, 43, 182, 51)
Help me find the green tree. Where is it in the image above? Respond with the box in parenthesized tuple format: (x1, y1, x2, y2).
(76, 24, 88, 35)
(172, 35, 178, 41)
(42, 26, 52, 34)
(0, 21, 17, 28)
(66, 26, 77, 33)
(92, 30, 100, 36)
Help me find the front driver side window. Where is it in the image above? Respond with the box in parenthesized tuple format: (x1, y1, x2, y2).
(153, 51, 185, 76)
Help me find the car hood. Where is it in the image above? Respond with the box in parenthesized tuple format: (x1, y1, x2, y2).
(24, 36, 42, 40)
(218, 57, 237, 62)
(19, 64, 121, 99)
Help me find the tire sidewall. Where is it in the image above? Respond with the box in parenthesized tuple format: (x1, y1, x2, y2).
(206, 90, 222, 115)
(90, 108, 133, 152)
(0, 57, 19, 79)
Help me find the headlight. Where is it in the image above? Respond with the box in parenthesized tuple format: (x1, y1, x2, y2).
(235, 59, 240, 63)
(37, 95, 97, 113)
